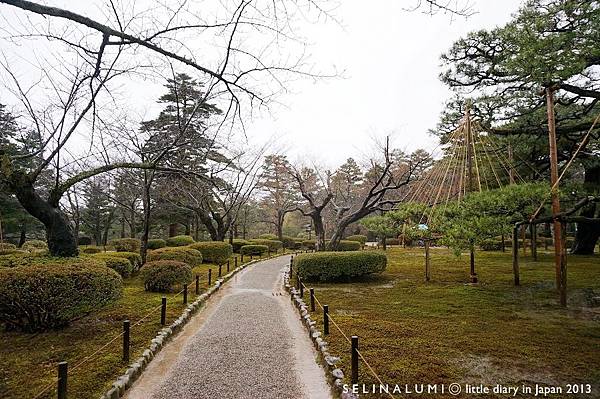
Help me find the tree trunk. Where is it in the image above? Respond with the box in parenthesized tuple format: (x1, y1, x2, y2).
(18, 221, 27, 247)
(185, 221, 191, 235)
(572, 165, 600, 254)
(382, 236, 387, 251)
(120, 216, 126, 238)
(130, 207, 136, 238)
(313, 215, 326, 251)
(140, 171, 153, 264)
(276, 211, 284, 241)
(168, 223, 178, 237)
(12, 180, 78, 256)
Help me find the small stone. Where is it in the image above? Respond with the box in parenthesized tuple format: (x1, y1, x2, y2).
(106, 387, 119, 399)
(332, 368, 344, 379)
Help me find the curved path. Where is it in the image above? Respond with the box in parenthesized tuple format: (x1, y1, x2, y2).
(124, 255, 331, 399)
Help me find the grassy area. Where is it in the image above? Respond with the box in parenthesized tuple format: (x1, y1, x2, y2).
(0, 252, 264, 399)
(303, 247, 600, 399)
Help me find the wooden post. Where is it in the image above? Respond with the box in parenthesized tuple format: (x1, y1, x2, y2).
(501, 234, 506, 252)
(508, 142, 515, 185)
(310, 288, 315, 312)
(531, 223, 538, 261)
(323, 305, 329, 335)
(521, 225, 527, 256)
(512, 225, 520, 286)
(183, 284, 188, 304)
(235, 256, 238, 268)
(218, 264, 222, 277)
(546, 86, 567, 307)
(469, 246, 477, 283)
(123, 320, 130, 362)
(58, 362, 68, 399)
(424, 239, 431, 282)
(160, 297, 167, 325)
(195, 274, 200, 295)
(227, 260, 230, 273)
(351, 336, 359, 385)
(208, 269, 212, 286)
(240, 254, 244, 263)
(299, 278, 304, 298)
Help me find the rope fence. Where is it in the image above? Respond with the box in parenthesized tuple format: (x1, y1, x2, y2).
(296, 274, 395, 399)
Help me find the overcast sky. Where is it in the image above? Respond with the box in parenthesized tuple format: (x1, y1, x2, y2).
(245, 0, 524, 167)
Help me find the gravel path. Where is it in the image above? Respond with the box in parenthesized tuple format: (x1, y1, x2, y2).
(125, 255, 331, 399)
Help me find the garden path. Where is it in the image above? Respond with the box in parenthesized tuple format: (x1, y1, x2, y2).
(124, 255, 331, 399)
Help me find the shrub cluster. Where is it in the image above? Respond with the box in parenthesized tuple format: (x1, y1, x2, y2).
(140, 261, 192, 292)
(301, 240, 316, 250)
(79, 245, 103, 254)
(77, 236, 92, 246)
(0, 243, 18, 255)
(231, 239, 251, 253)
(240, 244, 269, 255)
(345, 235, 367, 245)
(295, 251, 387, 282)
(250, 239, 283, 251)
(0, 258, 122, 331)
(281, 236, 303, 249)
(147, 239, 167, 250)
(479, 238, 503, 251)
(21, 240, 48, 252)
(166, 235, 195, 247)
(92, 254, 134, 277)
(111, 238, 141, 252)
(188, 241, 233, 264)
(0, 252, 42, 268)
(147, 247, 203, 266)
(258, 233, 278, 240)
(331, 240, 362, 251)
(386, 238, 400, 246)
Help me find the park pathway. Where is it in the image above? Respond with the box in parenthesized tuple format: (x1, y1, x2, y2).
(124, 255, 332, 399)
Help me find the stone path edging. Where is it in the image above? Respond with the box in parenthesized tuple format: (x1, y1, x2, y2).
(100, 254, 286, 399)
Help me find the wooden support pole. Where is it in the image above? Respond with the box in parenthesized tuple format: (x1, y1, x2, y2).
(351, 336, 359, 385)
(531, 223, 538, 261)
(160, 297, 167, 325)
(183, 284, 188, 304)
(310, 288, 315, 312)
(424, 239, 431, 282)
(546, 86, 567, 307)
(195, 274, 200, 295)
(512, 226, 520, 286)
(58, 362, 68, 399)
(323, 305, 329, 335)
(123, 320, 130, 362)
(208, 269, 212, 286)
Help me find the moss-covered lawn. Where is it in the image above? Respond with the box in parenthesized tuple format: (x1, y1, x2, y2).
(0, 252, 265, 398)
(304, 247, 600, 398)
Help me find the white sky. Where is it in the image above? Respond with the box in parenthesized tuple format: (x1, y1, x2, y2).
(244, 0, 524, 167)
(0, 0, 525, 169)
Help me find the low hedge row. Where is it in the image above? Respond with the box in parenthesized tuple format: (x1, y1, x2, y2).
(147, 247, 203, 266)
(0, 258, 122, 332)
(332, 240, 362, 251)
(294, 251, 387, 282)
(249, 239, 283, 251)
(188, 241, 233, 264)
(240, 244, 269, 255)
(21, 240, 48, 252)
(140, 261, 192, 292)
(80, 245, 103, 254)
(166, 235, 195, 247)
(232, 239, 251, 253)
(0, 243, 18, 255)
(345, 235, 367, 245)
(258, 233, 278, 240)
(93, 254, 134, 277)
(302, 240, 316, 250)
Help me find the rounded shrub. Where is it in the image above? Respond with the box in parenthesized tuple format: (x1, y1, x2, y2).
(295, 251, 387, 282)
(386, 238, 400, 246)
(258, 233, 278, 240)
(140, 261, 192, 292)
(479, 238, 503, 251)
(93, 251, 142, 270)
(0, 252, 40, 268)
(232, 239, 251, 253)
(302, 240, 316, 250)
(77, 236, 92, 246)
(147, 238, 167, 250)
(111, 238, 141, 252)
(147, 247, 203, 266)
(281, 236, 302, 249)
(346, 235, 367, 245)
(93, 254, 134, 277)
(332, 240, 362, 251)
(166, 235, 195, 247)
(249, 239, 283, 252)
(21, 240, 48, 252)
(0, 258, 122, 332)
(240, 244, 269, 255)
(188, 241, 233, 264)
(0, 243, 18, 255)
(80, 245, 103, 254)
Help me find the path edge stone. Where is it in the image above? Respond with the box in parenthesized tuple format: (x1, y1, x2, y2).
(99, 253, 288, 399)
(284, 267, 359, 399)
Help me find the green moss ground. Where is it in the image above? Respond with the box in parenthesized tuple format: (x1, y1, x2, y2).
(303, 247, 600, 398)
(0, 252, 265, 398)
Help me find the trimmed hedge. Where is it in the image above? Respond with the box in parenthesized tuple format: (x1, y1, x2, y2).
(250, 239, 283, 251)
(0, 252, 40, 268)
(302, 240, 316, 250)
(346, 235, 367, 245)
(147, 239, 167, 250)
(0, 243, 18, 255)
(281, 236, 302, 249)
(240, 244, 269, 255)
(258, 233, 278, 240)
(80, 245, 103, 254)
(166, 235, 195, 247)
(0, 258, 122, 332)
(93, 254, 134, 277)
(232, 239, 251, 253)
(295, 251, 387, 282)
(331, 240, 362, 251)
(95, 251, 142, 270)
(188, 241, 233, 264)
(140, 261, 192, 292)
(111, 238, 141, 252)
(147, 247, 203, 266)
(386, 238, 400, 246)
(21, 240, 48, 252)
(480, 238, 503, 251)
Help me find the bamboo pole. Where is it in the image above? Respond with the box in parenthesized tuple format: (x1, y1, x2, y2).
(546, 87, 567, 307)
(465, 103, 478, 283)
